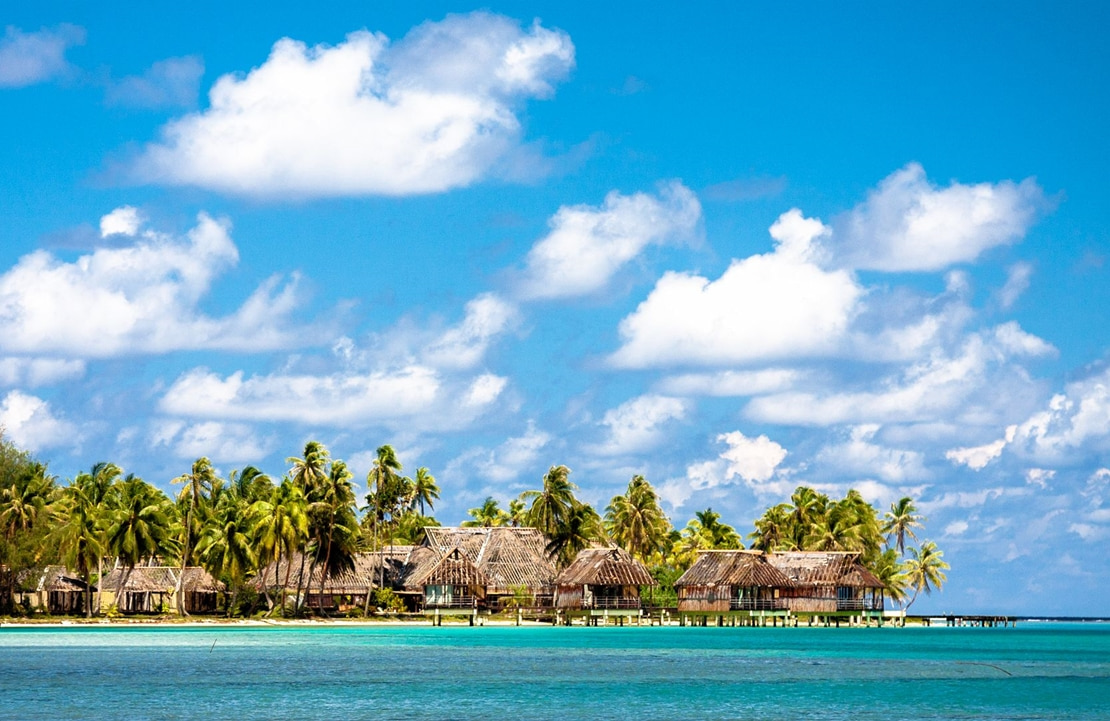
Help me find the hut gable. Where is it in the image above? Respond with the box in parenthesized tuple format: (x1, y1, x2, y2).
(422, 547, 488, 587)
(415, 527, 556, 596)
(675, 550, 794, 590)
(555, 547, 655, 587)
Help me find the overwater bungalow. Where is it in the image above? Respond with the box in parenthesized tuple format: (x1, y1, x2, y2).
(674, 550, 795, 613)
(100, 566, 224, 614)
(410, 546, 488, 610)
(765, 551, 884, 614)
(554, 546, 655, 611)
(402, 527, 557, 610)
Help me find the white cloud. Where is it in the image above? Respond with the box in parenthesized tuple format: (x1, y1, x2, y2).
(589, 394, 689, 456)
(0, 357, 85, 387)
(99, 206, 142, 237)
(446, 421, 552, 483)
(0, 390, 77, 451)
(159, 362, 505, 430)
(131, 13, 574, 197)
(656, 368, 801, 397)
(106, 55, 204, 108)
(997, 262, 1033, 310)
(718, 430, 788, 483)
(0, 24, 84, 87)
(0, 212, 305, 357)
(747, 330, 1044, 427)
(815, 424, 927, 482)
(1006, 366, 1110, 463)
(945, 520, 969, 536)
(610, 209, 862, 368)
(517, 181, 701, 299)
(1025, 468, 1055, 489)
(152, 420, 273, 462)
(422, 293, 518, 369)
(946, 435, 1010, 470)
(992, 321, 1056, 357)
(833, 163, 1045, 271)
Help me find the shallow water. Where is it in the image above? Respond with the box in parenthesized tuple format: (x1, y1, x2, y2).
(1, 623, 1107, 720)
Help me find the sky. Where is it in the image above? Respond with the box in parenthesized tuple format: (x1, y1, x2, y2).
(1, 2, 1108, 615)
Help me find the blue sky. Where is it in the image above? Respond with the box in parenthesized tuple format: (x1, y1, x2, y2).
(2, 2, 1108, 615)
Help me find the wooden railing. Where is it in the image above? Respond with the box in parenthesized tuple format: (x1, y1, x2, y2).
(588, 596, 642, 610)
(424, 594, 479, 609)
(730, 597, 786, 611)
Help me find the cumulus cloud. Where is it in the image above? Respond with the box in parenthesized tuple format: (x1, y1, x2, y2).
(657, 430, 789, 509)
(0, 211, 304, 357)
(610, 209, 862, 368)
(832, 163, 1045, 272)
(517, 182, 701, 299)
(421, 293, 518, 369)
(130, 13, 574, 196)
(718, 430, 788, 483)
(589, 394, 689, 456)
(446, 421, 552, 483)
(99, 206, 142, 237)
(152, 419, 273, 462)
(997, 262, 1034, 310)
(0, 390, 77, 451)
(1006, 366, 1110, 464)
(159, 364, 506, 429)
(746, 329, 1046, 427)
(0, 357, 85, 387)
(0, 24, 84, 88)
(816, 425, 928, 482)
(106, 55, 204, 109)
(946, 427, 1014, 470)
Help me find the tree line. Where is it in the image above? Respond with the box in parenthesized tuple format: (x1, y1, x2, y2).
(0, 433, 947, 617)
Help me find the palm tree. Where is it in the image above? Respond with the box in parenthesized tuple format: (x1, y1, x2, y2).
(105, 475, 178, 611)
(366, 445, 405, 593)
(251, 478, 308, 615)
(545, 503, 603, 568)
(306, 460, 359, 614)
(69, 462, 120, 614)
(882, 497, 926, 555)
(521, 465, 578, 538)
(605, 475, 670, 562)
(462, 497, 509, 527)
(507, 498, 527, 527)
(0, 462, 54, 540)
(288, 442, 331, 609)
(804, 499, 864, 552)
(749, 503, 791, 552)
(903, 541, 949, 611)
(786, 486, 828, 549)
(172, 457, 219, 616)
(409, 467, 440, 516)
(51, 478, 107, 617)
(196, 487, 256, 616)
(873, 547, 909, 608)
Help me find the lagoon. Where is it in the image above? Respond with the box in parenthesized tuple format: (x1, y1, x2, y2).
(1, 623, 1107, 720)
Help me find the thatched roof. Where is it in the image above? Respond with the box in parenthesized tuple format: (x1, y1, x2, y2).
(422, 547, 488, 587)
(409, 527, 556, 593)
(675, 550, 795, 589)
(100, 566, 224, 593)
(555, 546, 655, 587)
(17, 566, 95, 593)
(255, 549, 413, 593)
(766, 551, 880, 588)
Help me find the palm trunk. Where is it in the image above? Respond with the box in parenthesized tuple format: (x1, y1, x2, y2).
(176, 507, 192, 616)
(294, 550, 309, 615)
(281, 550, 293, 617)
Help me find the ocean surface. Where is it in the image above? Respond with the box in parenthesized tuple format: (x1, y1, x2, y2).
(1, 622, 1107, 720)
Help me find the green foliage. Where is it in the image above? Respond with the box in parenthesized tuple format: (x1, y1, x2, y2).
(372, 587, 405, 613)
(605, 475, 672, 562)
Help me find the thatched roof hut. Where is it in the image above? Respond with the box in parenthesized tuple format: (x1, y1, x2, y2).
(766, 551, 884, 613)
(554, 546, 655, 610)
(16, 566, 95, 615)
(674, 550, 795, 612)
(254, 548, 414, 611)
(100, 566, 223, 614)
(405, 527, 557, 607)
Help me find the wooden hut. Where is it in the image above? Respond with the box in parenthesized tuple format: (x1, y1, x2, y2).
(16, 566, 95, 615)
(406, 527, 557, 609)
(101, 566, 223, 614)
(765, 551, 884, 614)
(674, 550, 794, 613)
(554, 546, 655, 610)
(415, 547, 488, 609)
(255, 548, 413, 613)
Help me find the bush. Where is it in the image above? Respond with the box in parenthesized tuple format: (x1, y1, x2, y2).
(372, 588, 405, 613)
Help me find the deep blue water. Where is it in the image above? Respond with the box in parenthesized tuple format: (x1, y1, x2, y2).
(1, 623, 1107, 720)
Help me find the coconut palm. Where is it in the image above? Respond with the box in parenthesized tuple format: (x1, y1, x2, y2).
(507, 498, 527, 528)
(288, 441, 330, 495)
(873, 547, 909, 607)
(605, 475, 670, 562)
(462, 497, 509, 527)
(51, 477, 107, 617)
(105, 475, 178, 610)
(0, 462, 54, 540)
(70, 462, 121, 614)
(172, 457, 219, 616)
(306, 459, 359, 613)
(545, 502, 603, 568)
(786, 486, 829, 548)
(749, 503, 791, 552)
(882, 497, 926, 555)
(196, 488, 256, 616)
(522, 465, 578, 538)
(251, 477, 308, 615)
(409, 467, 440, 516)
(903, 540, 949, 611)
(805, 499, 864, 552)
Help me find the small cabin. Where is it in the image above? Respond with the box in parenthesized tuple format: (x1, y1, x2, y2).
(418, 547, 488, 609)
(101, 566, 224, 614)
(674, 550, 794, 613)
(15, 566, 95, 615)
(554, 547, 655, 610)
(765, 551, 884, 613)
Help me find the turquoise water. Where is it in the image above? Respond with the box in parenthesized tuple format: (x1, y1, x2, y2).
(1, 623, 1107, 719)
